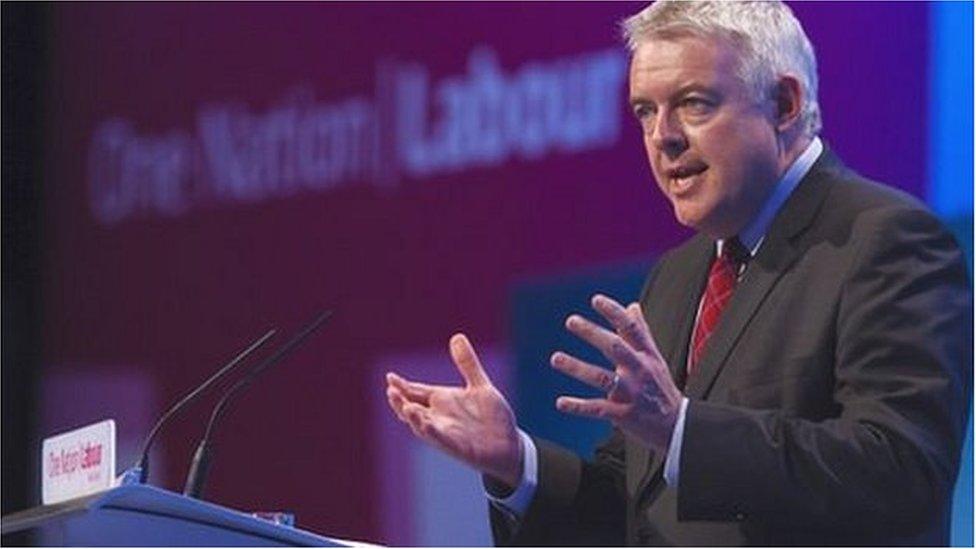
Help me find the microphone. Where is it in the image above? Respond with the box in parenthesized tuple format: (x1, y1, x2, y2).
(127, 328, 278, 485)
(182, 309, 333, 498)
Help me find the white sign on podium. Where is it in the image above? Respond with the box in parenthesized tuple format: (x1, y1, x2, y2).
(41, 419, 116, 505)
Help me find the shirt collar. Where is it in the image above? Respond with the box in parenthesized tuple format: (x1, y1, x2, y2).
(717, 136, 823, 258)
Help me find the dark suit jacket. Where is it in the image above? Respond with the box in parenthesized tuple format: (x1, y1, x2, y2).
(490, 149, 972, 546)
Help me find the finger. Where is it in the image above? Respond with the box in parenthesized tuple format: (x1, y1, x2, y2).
(592, 294, 655, 352)
(627, 302, 663, 356)
(401, 401, 432, 437)
(386, 372, 434, 406)
(555, 396, 629, 421)
(609, 366, 639, 401)
(565, 314, 643, 372)
(449, 333, 490, 387)
(550, 351, 617, 392)
(386, 386, 410, 422)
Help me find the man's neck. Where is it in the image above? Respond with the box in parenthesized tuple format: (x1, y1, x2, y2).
(779, 133, 814, 177)
(726, 135, 823, 255)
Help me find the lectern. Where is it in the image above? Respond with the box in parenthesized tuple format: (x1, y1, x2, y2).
(1, 484, 357, 546)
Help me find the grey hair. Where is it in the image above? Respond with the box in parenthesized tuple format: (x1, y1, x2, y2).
(622, 1, 821, 136)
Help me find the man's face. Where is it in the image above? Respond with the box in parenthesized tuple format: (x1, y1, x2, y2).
(629, 35, 782, 238)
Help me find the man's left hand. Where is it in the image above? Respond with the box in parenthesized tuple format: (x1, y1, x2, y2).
(552, 294, 683, 453)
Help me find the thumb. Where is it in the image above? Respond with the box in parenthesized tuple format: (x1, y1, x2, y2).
(449, 333, 490, 387)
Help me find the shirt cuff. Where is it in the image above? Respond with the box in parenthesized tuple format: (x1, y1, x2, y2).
(485, 429, 538, 519)
(663, 397, 689, 488)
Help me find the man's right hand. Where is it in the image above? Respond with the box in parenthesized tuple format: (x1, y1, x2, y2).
(385, 333, 523, 488)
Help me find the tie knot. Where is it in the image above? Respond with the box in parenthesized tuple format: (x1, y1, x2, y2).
(721, 237, 750, 266)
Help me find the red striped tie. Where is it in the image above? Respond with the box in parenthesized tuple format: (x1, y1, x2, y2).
(689, 239, 746, 376)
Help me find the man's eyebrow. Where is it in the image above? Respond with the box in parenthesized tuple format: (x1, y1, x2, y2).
(674, 83, 716, 97)
(629, 84, 718, 108)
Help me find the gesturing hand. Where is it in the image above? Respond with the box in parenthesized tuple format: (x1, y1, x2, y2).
(551, 294, 684, 452)
(386, 333, 523, 488)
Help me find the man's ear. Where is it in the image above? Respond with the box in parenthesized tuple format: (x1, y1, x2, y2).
(772, 75, 804, 132)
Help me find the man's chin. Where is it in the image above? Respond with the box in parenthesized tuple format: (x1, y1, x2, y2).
(672, 207, 728, 239)
(672, 205, 705, 231)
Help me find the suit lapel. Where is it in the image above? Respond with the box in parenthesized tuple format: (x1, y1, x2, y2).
(662, 236, 714, 389)
(631, 235, 712, 496)
(683, 234, 799, 398)
(684, 150, 836, 399)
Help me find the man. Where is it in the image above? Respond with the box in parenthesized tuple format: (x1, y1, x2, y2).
(386, 1, 972, 545)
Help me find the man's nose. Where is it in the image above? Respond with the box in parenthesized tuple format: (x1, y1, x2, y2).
(650, 112, 688, 158)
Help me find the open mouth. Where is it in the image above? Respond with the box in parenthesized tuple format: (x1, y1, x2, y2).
(665, 163, 708, 195)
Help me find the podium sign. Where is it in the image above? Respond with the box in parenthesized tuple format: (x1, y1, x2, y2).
(41, 420, 116, 505)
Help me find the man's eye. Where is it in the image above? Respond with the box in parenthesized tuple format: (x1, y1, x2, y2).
(633, 104, 655, 120)
(680, 97, 713, 114)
